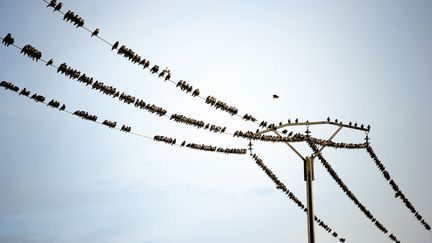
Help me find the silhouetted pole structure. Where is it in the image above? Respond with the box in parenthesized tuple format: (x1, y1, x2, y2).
(255, 120, 369, 242)
(305, 156, 316, 243)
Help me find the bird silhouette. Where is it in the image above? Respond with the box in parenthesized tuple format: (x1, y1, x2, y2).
(53, 2, 62, 12)
(91, 28, 99, 37)
(46, 59, 53, 66)
(112, 41, 119, 51)
(272, 94, 279, 99)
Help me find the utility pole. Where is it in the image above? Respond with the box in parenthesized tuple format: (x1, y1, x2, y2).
(305, 156, 315, 243)
(254, 119, 369, 243)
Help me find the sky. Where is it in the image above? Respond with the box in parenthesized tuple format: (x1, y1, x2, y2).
(0, 0, 431, 243)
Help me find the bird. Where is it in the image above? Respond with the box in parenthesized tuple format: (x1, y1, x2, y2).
(295, 118, 298, 123)
(60, 104, 66, 111)
(272, 94, 279, 99)
(53, 2, 62, 12)
(327, 117, 330, 122)
(91, 28, 99, 37)
(282, 129, 288, 134)
(111, 41, 119, 51)
(47, 0, 57, 8)
(46, 59, 53, 66)
(181, 141, 186, 147)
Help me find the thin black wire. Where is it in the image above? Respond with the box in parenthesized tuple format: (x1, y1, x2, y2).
(366, 145, 431, 232)
(0, 38, 240, 135)
(41, 0, 263, 126)
(0, 84, 247, 155)
(40, 1, 374, 133)
(1, 38, 371, 148)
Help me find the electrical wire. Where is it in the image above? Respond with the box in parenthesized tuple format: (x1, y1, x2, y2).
(0, 37, 237, 135)
(0, 82, 247, 155)
(366, 145, 431, 232)
(0, 36, 368, 149)
(41, 0, 265, 126)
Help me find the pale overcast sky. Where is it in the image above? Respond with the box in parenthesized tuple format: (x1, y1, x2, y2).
(1, 1, 431, 243)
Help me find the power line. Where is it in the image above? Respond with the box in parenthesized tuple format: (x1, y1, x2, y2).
(0, 37, 237, 134)
(41, 0, 265, 126)
(0, 35, 368, 150)
(0, 81, 247, 155)
(366, 145, 431, 232)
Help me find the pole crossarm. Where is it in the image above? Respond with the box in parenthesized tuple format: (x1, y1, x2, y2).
(272, 130, 305, 161)
(256, 120, 369, 135)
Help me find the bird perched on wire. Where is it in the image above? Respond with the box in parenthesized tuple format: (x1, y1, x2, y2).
(46, 59, 53, 66)
(53, 2, 62, 12)
(272, 94, 279, 100)
(91, 28, 100, 37)
(112, 41, 119, 51)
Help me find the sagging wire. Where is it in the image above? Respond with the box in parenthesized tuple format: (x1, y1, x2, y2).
(0, 80, 247, 155)
(234, 130, 368, 149)
(366, 145, 431, 232)
(1, 34, 370, 150)
(0, 35, 236, 135)
(41, 0, 265, 126)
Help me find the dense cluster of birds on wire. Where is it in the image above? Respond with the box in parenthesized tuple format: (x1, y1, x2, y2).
(307, 141, 401, 243)
(0, 1, 430, 241)
(2, 31, 376, 150)
(0, 81, 247, 155)
(44, 0, 379, 136)
(366, 146, 431, 231)
(153, 135, 246, 154)
(170, 114, 226, 133)
(2, 33, 376, 152)
(251, 153, 346, 242)
(45, 0, 248, 119)
(233, 130, 368, 149)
